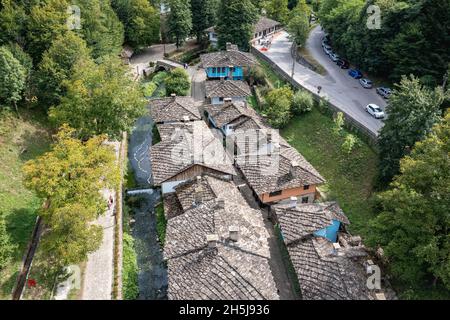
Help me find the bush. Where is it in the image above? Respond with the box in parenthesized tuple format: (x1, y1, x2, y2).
(247, 65, 266, 86)
(142, 82, 157, 97)
(264, 86, 294, 128)
(122, 233, 139, 300)
(155, 203, 167, 245)
(292, 90, 314, 115)
(152, 71, 168, 86)
(0, 212, 14, 269)
(165, 68, 190, 96)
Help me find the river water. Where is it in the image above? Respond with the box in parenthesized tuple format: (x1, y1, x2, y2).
(127, 110, 168, 300)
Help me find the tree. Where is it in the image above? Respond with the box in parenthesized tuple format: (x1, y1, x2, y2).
(216, 0, 258, 51)
(0, 211, 14, 269)
(112, 0, 160, 49)
(167, 0, 192, 48)
(0, 0, 27, 46)
(265, 0, 289, 24)
(0, 46, 26, 114)
(341, 133, 358, 154)
(26, 0, 70, 62)
(49, 57, 146, 139)
(191, 0, 218, 42)
(264, 86, 293, 128)
(378, 75, 444, 184)
(165, 67, 191, 96)
(23, 125, 120, 266)
(286, 8, 309, 47)
(368, 111, 450, 291)
(73, 0, 125, 60)
(292, 89, 313, 114)
(36, 32, 92, 107)
(333, 111, 344, 136)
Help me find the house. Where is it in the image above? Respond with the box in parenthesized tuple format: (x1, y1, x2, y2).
(151, 121, 236, 193)
(236, 137, 325, 204)
(272, 201, 391, 300)
(204, 99, 264, 136)
(205, 16, 282, 48)
(205, 26, 218, 48)
(205, 79, 251, 105)
(252, 16, 282, 44)
(200, 43, 256, 80)
(149, 94, 201, 124)
(163, 174, 279, 300)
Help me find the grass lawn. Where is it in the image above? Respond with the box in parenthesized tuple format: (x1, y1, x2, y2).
(281, 107, 379, 238)
(0, 109, 51, 299)
(155, 203, 166, 246)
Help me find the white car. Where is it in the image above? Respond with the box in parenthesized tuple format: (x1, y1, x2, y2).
(329, 53, 340, 62)
(366, 104, 385, 119)
(359, 78, 373, 89)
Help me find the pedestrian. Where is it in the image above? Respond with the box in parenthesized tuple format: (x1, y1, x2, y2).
(317, 85, 322, 94)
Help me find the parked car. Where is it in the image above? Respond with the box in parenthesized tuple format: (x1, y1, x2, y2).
(329, 53, 340, 62)
(366, 104, 385, 119)
(321, 37, 330, 47)
(336, 59, 349, 69)
(359, 78, 373, 89)
(376, 87, 392, 99)
(348, 69, 363, 79)
(323, 45, 332, 55)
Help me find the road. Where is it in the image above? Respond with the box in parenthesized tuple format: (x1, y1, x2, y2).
(256, 27, 387, 136)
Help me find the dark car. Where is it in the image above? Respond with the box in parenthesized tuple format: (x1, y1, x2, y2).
(336, 59, 349, 69)
(348, 69, 363, 79)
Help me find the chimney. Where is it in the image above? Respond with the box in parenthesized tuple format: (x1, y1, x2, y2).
(206, 234, 219, 248)
(290, 161, 300, 176)
(226, 42, 235, 51)
(216, 198, 225, 209)
(220, 76, 225, 82)
(333, 242, 341, 250)
(229, 226, 240, 242)
(375, 293, 386, 300)
(194, 186, 202, 205)
(223, 98, 232, 106)
(290, 196, 297, 208)
(183, 115, 190, 122)
(171, 93, 176, 101)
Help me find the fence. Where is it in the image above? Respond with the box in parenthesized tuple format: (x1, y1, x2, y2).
(251, 47, 379, 146)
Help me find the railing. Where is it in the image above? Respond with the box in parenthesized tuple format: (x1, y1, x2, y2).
(251, 47, 378, 145)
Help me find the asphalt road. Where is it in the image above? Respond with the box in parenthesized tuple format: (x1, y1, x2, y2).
(258, 27, 387, 136)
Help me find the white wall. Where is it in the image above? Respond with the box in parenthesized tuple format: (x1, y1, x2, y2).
(161, 180, 186, 194)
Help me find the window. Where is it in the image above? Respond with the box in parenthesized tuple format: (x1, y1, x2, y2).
(302, 196, 309, 204)
(222, 67, 226, 73)
(269, 190, 282, 197)
(219, 97, 224, 102)
(303, 185, 310, 190)
(212, 67, 216, 73)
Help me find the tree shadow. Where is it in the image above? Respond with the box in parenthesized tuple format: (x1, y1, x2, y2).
(5, 208, 37, 253)
(18, 129, 51, 162)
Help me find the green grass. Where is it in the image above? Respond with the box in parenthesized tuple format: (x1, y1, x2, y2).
(257, 58, 288, 89)
(155, 203, 167, 246)
(281, 107, 378, 238)
(122, 233, 139, 300)
(0, 109, 51, 299)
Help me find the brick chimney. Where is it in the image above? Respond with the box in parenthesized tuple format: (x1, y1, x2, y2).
(290, 161, 300, 177)
(171, 93, 176, 101)
(290, 196, 297, 208)
(223, 98, 232, 106)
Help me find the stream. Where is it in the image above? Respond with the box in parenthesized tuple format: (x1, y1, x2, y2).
(127, 110, 168, 300)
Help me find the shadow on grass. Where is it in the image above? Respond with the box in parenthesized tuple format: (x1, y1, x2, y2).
(5, 208, 37, 253)
(0, 269, 18, 298)
(18, 129, 51, 162)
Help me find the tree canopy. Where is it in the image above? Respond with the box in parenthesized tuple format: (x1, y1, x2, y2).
(49, 57, 146, 139)
(191, 0, 218, 41)
(0, 46, 26, 111)
(378, 75, 444, 184)
(165, 67, 191, 96)
(264, 86, 294, 128)
(368, 111, 450, 292)
(167, 0, 192, 48)
(216, 0, 258, 51)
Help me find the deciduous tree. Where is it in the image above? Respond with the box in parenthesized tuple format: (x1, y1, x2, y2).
(167, 0, 192, 48)
(264, 86, 293, 128)
(0, 46, 26, 113)
(165, 67, 191, 96)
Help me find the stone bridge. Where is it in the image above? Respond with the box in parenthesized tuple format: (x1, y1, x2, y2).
(155, 59, 184, 72)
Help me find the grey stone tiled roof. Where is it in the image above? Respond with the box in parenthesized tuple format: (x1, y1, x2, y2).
(236, 143, 325, 195)
(205, 80, 251, 98)
(151, 121, 236, 185)
(273, 202, 350, 245)
(204, 102, 265, 130)
(172, 176, 218, 212)
(149, 96, 201, 124)
(200, 47, 256, 68)
(164, 176, 279, 300)
(273, 202, 377, 300)
(254, 16, 281, 34)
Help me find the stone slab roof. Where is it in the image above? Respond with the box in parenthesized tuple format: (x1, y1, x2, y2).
(163, 176, 279, 300)
(149, 96, 201, 124)
(273, 202, 350, 245)
(236, 143, 325, 195)
(204, 101, 266, 131)
(200, 47, 256, 68)
(254, 16, 281, 34)
(205, 80, 251, 98)
(151, 121, 236, 185)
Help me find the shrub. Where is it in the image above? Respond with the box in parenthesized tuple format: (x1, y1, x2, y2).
(264, 86, 294, 128)
(152, 71, 168, 86)
(247, 65, 266, 86)
(142, 82, 157, 97)
(165, 68, 190, 96)
(0, 212, 14, 269)
(122, 233, 138, 300)
(342, 134, 359, 154)
(292, 90, 314, 115)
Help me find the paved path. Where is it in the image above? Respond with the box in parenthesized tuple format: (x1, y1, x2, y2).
(255, 28, 387, 136)
(81, 142, 120, 300)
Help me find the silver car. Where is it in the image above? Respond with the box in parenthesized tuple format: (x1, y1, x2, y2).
(359, 78, 373, 89)
(323, 45, 332, 55)
(376, 87, 392, 99)
(366, 104, 385, 119)
(329, 53, 340, 62)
